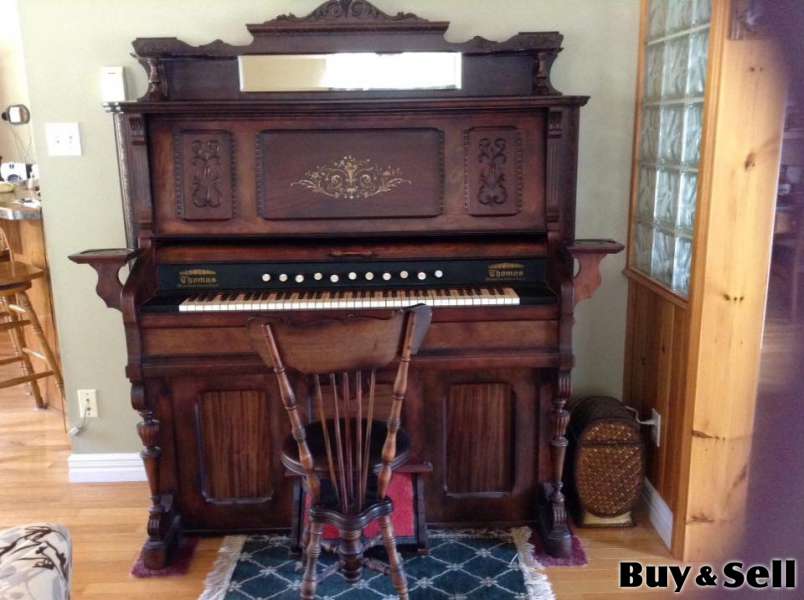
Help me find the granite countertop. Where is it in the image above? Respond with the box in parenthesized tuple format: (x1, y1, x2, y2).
(0, 186, 42, 221)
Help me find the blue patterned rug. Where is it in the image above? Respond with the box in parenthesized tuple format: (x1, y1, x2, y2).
(199, 529, 555, 600)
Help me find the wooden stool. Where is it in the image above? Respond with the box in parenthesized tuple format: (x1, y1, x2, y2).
(248, 305, 431, 600)
(0, 260, 63, 409)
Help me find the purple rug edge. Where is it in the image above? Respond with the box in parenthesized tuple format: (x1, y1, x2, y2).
(130, 536, 199, 578)
(528, 531, 588, 567)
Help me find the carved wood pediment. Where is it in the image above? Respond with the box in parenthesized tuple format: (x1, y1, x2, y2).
(127, 0, 567, 101)
(252, 0, 442, 33)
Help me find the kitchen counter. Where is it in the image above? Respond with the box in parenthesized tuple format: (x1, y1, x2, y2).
(0, 186, 42, 221)
(0, 185, 60, 409)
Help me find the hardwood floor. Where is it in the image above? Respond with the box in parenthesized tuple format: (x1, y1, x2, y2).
(0, 372, 672, 599)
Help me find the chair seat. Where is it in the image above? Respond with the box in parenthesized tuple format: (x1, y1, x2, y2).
(0, 261, 42, 290)
(281, 419, 411, 477)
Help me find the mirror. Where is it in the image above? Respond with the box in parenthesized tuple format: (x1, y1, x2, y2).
(1, 104, 31, 125)
(238, 52, 462, 92)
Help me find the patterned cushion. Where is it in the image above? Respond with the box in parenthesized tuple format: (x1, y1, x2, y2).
(0, 524, 72, 600)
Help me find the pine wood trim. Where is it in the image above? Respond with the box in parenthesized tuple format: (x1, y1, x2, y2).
(671, 0, 732, 558)
(624, 267, 690, 309)
(676, 0, 787, 560)
(625, 0, 650, 270)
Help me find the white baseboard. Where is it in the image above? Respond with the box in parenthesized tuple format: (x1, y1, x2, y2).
(68, 452, 146, 483)
(642, 477, 673, 549)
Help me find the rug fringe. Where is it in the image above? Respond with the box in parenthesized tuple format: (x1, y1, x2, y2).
(198, 535, 247, 600)
(511, 526, 556, 600)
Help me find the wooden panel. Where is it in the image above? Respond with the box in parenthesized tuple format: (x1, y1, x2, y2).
(622, 282, 688, 512)
(445, 382, 513, 495)
(258, 129, 443, 220)
(420, 369, 538, 524)
(680, 18, 787, 560)
(142, 320, 558, 357)
(167, 375, 292, 531)
(149, 111, 548, 236)
(464, 127, 522, 216)
(174, 130, 235, 221)
(196, 390, 272, 501)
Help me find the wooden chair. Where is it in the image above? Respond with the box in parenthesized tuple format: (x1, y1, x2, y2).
(0, 230, 63, 408)
(247, 305, 431, 600)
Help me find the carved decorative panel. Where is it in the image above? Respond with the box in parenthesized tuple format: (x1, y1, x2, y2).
(464, 127, 523, 216)
(257, 129, 444, 220)
(175, 130, 236, 221)
(444, 382, 514, 496)
(196, 390, 273, 502)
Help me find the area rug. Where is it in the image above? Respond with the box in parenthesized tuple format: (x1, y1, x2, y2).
(130, 536, 198, 578)
(199, 528, 569, 600)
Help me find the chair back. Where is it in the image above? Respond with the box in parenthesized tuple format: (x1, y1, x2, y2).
(248, 305, 431, 514)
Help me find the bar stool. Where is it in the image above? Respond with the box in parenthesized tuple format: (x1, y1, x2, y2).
(0, 233, 63, 409)
(248, 305, 431, 600)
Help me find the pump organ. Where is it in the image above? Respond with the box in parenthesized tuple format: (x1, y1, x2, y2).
(71, 0, 621, 569)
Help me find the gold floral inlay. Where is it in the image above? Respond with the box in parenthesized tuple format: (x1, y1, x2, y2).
(291, 155, 411, 200)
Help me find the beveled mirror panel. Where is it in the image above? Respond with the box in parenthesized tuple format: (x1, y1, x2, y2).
(238, 52, 462, 92)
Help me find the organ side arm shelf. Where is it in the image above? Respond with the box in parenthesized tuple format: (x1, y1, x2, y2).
(69, 0, 621, 568)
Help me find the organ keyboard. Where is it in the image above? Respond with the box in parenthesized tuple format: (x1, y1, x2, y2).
(175, 287, 520, 312)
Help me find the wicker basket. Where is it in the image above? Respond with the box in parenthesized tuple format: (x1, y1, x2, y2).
(565, 396, 645, 527)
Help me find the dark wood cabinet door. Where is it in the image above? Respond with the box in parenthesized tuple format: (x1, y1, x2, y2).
(417, 368, 544, 524)
(165, 374, 293, 531)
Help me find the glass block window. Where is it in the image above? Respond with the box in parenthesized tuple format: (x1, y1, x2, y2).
(632, 0, 711, 296)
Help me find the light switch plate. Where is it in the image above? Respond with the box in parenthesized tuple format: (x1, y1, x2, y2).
(45, 122, 82, 156)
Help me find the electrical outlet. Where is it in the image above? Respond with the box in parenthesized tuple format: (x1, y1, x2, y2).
(77, 389, 98, 418)
(45, 122, 82, 156)
(651, 408, 661, 447)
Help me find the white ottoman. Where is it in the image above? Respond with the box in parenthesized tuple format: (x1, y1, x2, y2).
(0, 524, 71, 600)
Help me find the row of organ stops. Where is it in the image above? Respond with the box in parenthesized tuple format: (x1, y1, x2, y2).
(261, 269, 445, 284)
(178, 286, 520, 312)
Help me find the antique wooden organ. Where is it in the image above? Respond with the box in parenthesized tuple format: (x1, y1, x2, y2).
(70, 0, 621, 569)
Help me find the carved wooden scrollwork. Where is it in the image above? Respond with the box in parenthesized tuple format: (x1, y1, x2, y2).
(174, 130, 236, 221)
(291, 155, 412, 200)
(478, 138, 509, 206)
(138, 58, 167, 102)
(464, 128, 522, 216)
(270, 0, 427, 27)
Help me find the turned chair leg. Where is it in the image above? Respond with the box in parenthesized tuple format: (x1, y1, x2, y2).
(17, 291, 64, 399)
(301, 521, 323, 600)
(0, 294, 45, 409)
(379, 514, 409, 600)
